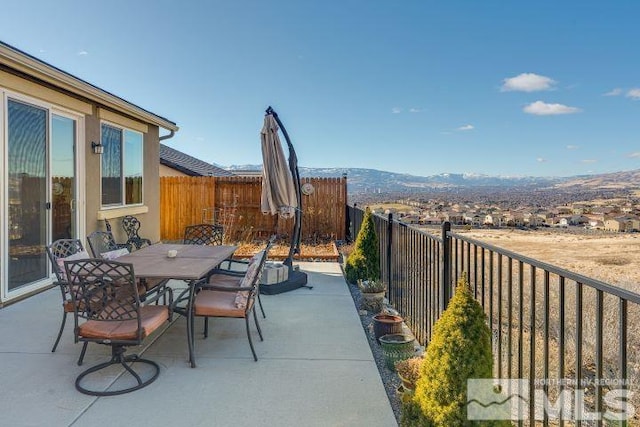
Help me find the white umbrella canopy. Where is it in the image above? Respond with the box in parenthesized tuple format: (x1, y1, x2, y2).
(260, 113, 298, 219)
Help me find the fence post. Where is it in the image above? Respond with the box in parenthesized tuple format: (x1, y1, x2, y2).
(345, 204, 352, 241)
(441, 221, 452, 311)
(387, 213, 393, 289)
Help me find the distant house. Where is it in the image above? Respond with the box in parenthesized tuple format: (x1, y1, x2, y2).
(569, 215, 589, 226)
(604, 218, 625, 232)
(484, 214, 503, 227)
(160, 144, 234, 177)
(622, 216, 640, 232)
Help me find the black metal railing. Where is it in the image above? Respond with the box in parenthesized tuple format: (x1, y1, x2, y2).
(346, 204, 639, 426)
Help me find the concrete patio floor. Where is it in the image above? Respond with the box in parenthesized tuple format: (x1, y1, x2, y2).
(0, 262, 397, 427)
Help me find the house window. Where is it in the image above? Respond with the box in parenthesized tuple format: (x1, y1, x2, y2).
(101, 123, 143, 206)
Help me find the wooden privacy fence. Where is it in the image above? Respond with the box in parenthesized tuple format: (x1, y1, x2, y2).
(160, 176, 347, 242)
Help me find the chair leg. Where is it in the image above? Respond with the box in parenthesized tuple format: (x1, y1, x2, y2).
(245, 316, 258, 361)
(257, 293, 266, 319)
(187, 310, 196, 368)
(77, 342, 89, 366)
(51, 311, 67, 352)
(203, 317, 209, 338)
(253, 306, 263, 341)
(75, 345, 160, 396)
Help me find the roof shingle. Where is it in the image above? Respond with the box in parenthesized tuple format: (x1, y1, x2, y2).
(160, 144, 234, 177)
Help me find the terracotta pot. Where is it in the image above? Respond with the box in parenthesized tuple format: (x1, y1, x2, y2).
(372, 313, 403, 343)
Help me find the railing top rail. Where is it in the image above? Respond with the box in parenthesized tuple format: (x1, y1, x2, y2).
(449, 231, 640, 304)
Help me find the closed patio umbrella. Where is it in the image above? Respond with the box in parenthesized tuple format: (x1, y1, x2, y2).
(260, 113, 298, 219)
(259, 107, 308, 292)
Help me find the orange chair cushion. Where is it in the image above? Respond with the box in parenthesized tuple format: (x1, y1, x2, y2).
(78, 305, 169, 341)
(194, 290, 252, 318)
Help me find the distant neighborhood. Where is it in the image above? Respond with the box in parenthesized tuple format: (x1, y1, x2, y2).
(369, 199, 640, 233)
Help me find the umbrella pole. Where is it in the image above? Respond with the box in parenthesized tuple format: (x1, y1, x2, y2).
(266, 106, 302, 269)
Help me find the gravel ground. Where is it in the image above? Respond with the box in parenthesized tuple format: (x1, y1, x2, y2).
(346, 280, 424, 425)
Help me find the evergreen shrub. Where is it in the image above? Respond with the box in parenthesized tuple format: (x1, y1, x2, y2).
(410, 276, 505, 426)
(345, 208, 380, 284)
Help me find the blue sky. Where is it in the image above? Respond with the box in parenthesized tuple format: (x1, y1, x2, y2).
(2, 1, 640, 177)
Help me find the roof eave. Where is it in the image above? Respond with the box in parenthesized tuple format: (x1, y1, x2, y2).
(0, 42, 179, 133)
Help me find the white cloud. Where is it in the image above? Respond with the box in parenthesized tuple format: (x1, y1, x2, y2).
(77, 50, 88, 56)
(581, 159, 597, 164)
(501, 73, 556, 92)
(627, 152, 640, 158)
(604, 88, 623, 96)
(626, 88, 640, 100)
(391, 107, 402, 114)
(457, 124, 474, 131)
(409, 108, 423, 113)
(523, 101, 581, 116)
(536, 157, 547, 163)
(566, 145, 579, 150)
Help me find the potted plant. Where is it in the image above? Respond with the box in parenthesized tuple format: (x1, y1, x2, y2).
(395, 356, 422, 391)
(379, 333, 415, 371)
(358, 279, 385, 312)
(372, 312, 403, 343)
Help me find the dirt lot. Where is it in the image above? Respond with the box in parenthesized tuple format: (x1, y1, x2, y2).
(452, 228, 640, 292)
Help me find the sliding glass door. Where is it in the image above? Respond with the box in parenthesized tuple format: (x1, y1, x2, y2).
(5, 98, 77, 294)
(7, 100, 48, 291)
(51, 115, 77, 241)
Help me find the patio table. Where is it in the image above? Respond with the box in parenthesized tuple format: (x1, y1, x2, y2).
(117, 243, 238, 367)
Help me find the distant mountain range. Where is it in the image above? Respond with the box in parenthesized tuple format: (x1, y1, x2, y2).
(226, 165, 640, 194)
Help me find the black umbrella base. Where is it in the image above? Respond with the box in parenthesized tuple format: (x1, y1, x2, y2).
(260, 270, 309, 295)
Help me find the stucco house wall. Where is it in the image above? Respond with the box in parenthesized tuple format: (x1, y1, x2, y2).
(0, 41, 177, 304)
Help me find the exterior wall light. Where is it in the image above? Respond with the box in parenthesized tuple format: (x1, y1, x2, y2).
(91, 141, 104, 154)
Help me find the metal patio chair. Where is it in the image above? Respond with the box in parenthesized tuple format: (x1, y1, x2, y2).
(187, 249, 269, 365)
(122, 215, 152, 250)
(86, 230, 129, 258)
(183, 223, 224, 246)
(45, 239, 90, 365)
(64, 258, 171, 396)
(182, 223, 230, 278)
(207, 235, 276, 319)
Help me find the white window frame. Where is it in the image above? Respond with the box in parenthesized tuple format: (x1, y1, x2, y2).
(99, 121, 144, 209)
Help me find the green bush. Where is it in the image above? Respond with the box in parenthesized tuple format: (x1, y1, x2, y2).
(400, 395, 429, 427)
(344, 208, 380, 283)
(412, 276, 502, 426)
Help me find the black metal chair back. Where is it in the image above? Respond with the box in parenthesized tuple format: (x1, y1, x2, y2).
(87, 231, 125, 258)
(122, 215, 152, 250)
(65, 259, 140, 328)
(46, 239, 85, 282)
(183, 223, 224, 246)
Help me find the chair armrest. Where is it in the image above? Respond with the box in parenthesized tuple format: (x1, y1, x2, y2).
(140, 279, 173, 307)
(217, 259, 250, 272)
(209, 268, 245, 277)
(199, 284, 254, 292)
